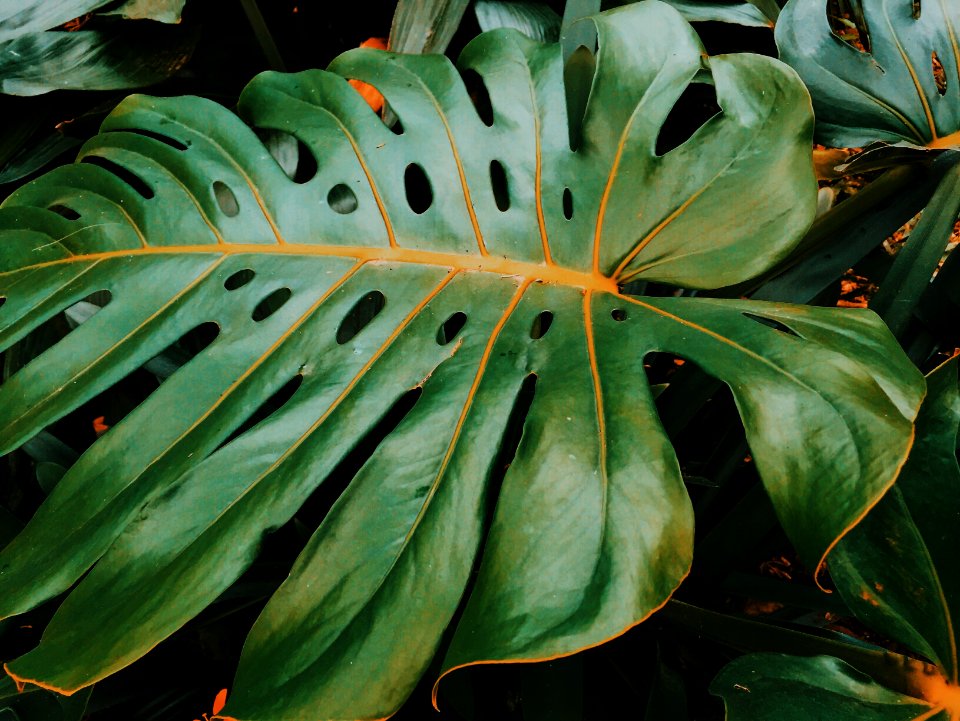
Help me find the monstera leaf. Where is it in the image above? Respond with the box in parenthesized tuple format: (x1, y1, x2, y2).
(0, 2, 923, 719)
(713, 359, 960, 721)
(777, 0, 960, 148)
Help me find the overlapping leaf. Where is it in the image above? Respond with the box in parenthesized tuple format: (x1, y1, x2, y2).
(0, 2, 923, 719)
(713, 358, 960, 721)
(777, 0, 960, 148)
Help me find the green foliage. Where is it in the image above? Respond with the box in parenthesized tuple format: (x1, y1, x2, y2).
(3, 0, 960, 719)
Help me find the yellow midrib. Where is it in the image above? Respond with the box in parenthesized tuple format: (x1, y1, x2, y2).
(15, 242, 620, 293)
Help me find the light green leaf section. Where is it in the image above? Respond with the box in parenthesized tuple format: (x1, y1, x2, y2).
(0, 26, 195, 96)
(0, 3, 921, 719)
(659, 0, 772, 27)
(712, 654, 941, 721)
(776, 0, 960, 147)
(474, 0, 561, 41)
(0, 1, 111, 41)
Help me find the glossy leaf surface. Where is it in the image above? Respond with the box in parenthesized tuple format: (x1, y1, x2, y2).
(832, 357, 960, 685)
(714, 359, 960, 720)
(0, 3, 922, 719)
(776, 0, 960, 148)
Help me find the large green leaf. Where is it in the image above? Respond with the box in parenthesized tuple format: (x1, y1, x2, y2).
(712, 359, 960, 720)
(776, 0, 960, 148)
(832, 357, 960, 688)
(0, 3, 922, 719)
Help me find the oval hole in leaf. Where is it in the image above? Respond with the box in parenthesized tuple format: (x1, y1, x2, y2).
(107, 128, 188, 151)
(461, 68, 494, 127)
(530, 310, 553, 339)
(336, 290, 386, 344)
(611, 308, 627, 322)
(296, 386, 423, 529)
(328, 184, 359, 214)
(655, 82, 721, 157)
(142, 321, 220, 381)
(404, 164, 433, 214)
(48, 204, 80, 220)
(437, 311, 467, 345)
(564, 45, 596, 151)
(81, 156, 154, 199)
(0, 297, 5, 311)
(258, 129, 317, 183)
(827, 7, 871, 52)
(742, 312, 800, 337)
(562, 187, 573, 220)
(933, 51, 947, 95)
(252, 288, 292, 322)
(385, 115, 404, 135)
(215, 373, 304, 452)
(224, 268, 255, 291)
(489, 160, 510, 211)
(213, 181, 240, 217)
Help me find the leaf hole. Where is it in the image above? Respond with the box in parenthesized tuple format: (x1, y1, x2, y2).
(336, 290, 386, 344)
(562, 187, 573, 220)
(483, 373, 537, 522)
(107, 127, 188, 151)
(404, 163, 433, 214)
(933, 51, 947, 95)
(64, 290, 112, 329)
(213, 181, 240, 217)
(742, 312, 801, 337)
(224, 268, 256, 290)
(530, 310, 553, 339)
(826, 1, 871, 53)
(328, 184, 359, 214)
(489, 160, 510, 212)
(252, 287, 292, 322)
(437, 311, 467, 345)
(611, 308, 627, 322)
(564, 45, 596, 151)
(295, 386, 423, 530)
(655, 82, 721, 157)
(384, 114, 404, 135)
(142, 321, 220, 381)
(48, 204, 80, 220)
(461, 68, 494, 127)
(214, 373, 305, 452)
(81, 156, 154, 199)
(257, 129, 317, 183)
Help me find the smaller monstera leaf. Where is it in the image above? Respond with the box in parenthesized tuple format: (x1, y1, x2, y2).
(0, 2, 922, 719)
(713, 358, 960, 721)
(777, 0, 960, 149)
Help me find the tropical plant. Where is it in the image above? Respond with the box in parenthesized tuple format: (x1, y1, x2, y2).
(713, 357, 960, 721)
(0, 0, 929, 718)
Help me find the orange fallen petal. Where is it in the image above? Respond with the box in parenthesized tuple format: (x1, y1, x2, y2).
(349, 37, 388, 112)
(92, 416, 109, 436)
(212, 689, 228, 715)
